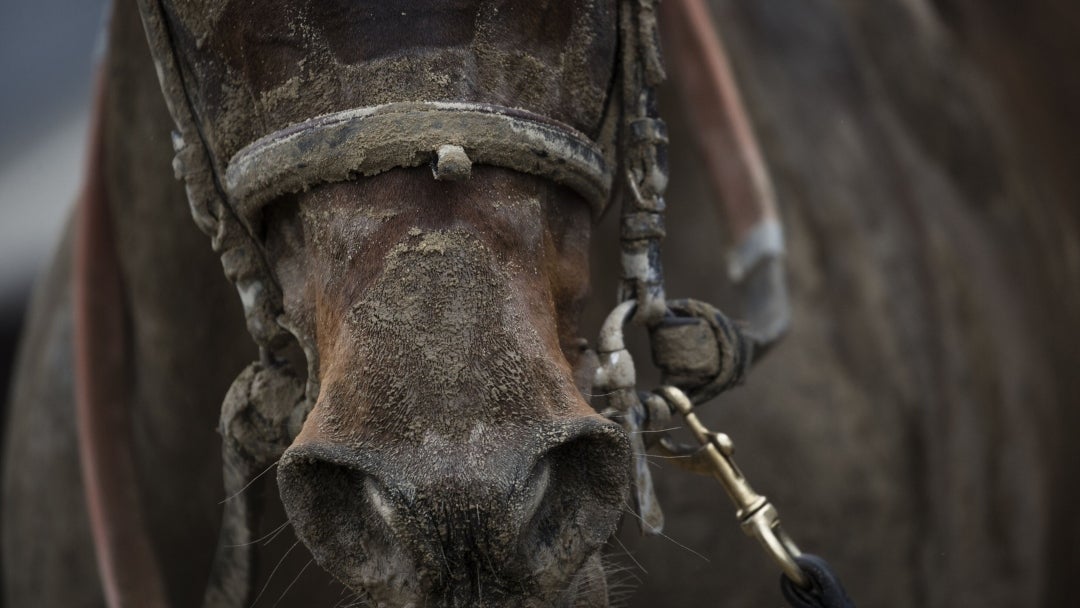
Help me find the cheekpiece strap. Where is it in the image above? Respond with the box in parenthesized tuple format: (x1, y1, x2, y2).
(617, 0, 669, 325)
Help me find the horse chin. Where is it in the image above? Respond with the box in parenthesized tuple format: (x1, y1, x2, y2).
(559, 553, 611, 608)
(341, 552, 611, 608)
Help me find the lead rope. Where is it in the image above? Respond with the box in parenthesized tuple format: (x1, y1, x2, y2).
(597, 1, 854, 606)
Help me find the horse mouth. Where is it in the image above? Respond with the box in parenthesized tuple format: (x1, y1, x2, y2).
(334, 552, 613, 608)
(275, 415, 630, 608)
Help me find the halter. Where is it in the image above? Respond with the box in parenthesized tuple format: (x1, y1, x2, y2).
(70, 1, 850, 607)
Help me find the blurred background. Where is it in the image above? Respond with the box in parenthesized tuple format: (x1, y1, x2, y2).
(0, 0, 109, 400)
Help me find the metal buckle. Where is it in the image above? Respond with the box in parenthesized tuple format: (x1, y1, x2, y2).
(594, 301, 665, 534)
(593, 300, 809, 587)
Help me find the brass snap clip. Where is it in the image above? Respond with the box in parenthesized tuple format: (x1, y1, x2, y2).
(655, 385, 809, 588)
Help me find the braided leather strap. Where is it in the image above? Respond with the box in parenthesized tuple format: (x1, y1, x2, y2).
(617, 0, 669, 325)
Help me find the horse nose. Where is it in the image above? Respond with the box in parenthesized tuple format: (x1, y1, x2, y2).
(276, 416, 630, 600)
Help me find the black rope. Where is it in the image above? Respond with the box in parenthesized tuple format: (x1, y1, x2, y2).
(780, 554, 855, 608)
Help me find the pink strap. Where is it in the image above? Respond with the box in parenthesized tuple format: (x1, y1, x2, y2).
(73, 64, 171, 608)
(660, 0, 780, 248)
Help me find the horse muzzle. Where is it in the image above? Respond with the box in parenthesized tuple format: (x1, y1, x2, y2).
(276, 414, 630, 607)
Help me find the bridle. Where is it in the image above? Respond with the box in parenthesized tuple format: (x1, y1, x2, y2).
(73, 1, 852, 607)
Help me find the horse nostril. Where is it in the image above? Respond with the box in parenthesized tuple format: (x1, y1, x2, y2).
(547, 418, 632, 510)
(520, 459, 551, 526)
(277, 448, 409, 540)
(278, 445, 424, 600)
(277, 418, 631, 600)
(363, 475, 398, 531)
(523, 418, 631, 577)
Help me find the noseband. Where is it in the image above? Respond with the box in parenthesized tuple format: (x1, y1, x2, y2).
(225, 102, 614, 222)
(71, 1, 850, 607)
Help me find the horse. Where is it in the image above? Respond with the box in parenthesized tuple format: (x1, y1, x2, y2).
(6, 0, 662, 606)
(4, 0, 1079, 607)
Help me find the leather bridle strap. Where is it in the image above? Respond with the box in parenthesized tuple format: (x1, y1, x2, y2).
(73, 65, 171, 608)
(656, 0, 791, 348)
(225, 102, 615, 226)
(659, 0, 784, 283)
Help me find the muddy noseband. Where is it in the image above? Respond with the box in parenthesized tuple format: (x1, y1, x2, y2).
(225, 102, 615, 221)
(69, 1, 853, 607)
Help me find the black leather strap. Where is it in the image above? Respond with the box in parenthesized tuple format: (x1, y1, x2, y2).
(780, 554, 855, 608)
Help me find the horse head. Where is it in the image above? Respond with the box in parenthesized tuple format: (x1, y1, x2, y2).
(144, 0, 635, 605)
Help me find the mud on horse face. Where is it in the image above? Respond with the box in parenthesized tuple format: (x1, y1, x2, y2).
(271, 172, 628, 606)
(139, 0, 636, 605)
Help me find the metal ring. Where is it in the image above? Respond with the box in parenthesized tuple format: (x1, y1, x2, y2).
(597, 299, 638, 353)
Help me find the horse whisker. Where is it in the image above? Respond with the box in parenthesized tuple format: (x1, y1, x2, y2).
(611, 535, 647, 575)
(631, 426, 683, 434)
(262, 520, 294, 547)
(248, 540, 299, 608)
(225, 520, 291, 548)
(621, 501, 711, 564)
(271, 558, 313, 608)
(220, 460, 279, 504)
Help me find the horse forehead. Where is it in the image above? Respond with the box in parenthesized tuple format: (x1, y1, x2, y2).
(162, 0, 618, 160)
